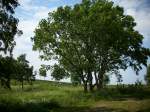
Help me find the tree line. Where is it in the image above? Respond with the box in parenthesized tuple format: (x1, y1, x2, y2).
(0, 54, 35, 89)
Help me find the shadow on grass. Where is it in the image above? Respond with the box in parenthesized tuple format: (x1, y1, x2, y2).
(57, 107, 129, 112)
(110, 87, 150, 100)
(75, 86, 150, 101)
(0, 101, 129, 112)
(0, 100, 59, 112)
(1, 99, 150, 112)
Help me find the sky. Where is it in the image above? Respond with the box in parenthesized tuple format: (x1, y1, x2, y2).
(13, 0, 150, 84)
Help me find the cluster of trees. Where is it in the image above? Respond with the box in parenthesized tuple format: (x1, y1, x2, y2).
(1, 0, 149, 92)
(0, 54, 35, 89)
(0, 0, 35, 89)
(33, 0, 150, 92)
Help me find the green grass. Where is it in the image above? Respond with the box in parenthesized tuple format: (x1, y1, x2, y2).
(0, 80, 150, 112)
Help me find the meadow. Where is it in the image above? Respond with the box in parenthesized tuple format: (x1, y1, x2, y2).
(0, 80, 150, 112)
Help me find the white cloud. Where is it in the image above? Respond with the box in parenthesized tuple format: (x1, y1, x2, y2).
(19, 0, 58, 12)
(34, 7, 56, 19)
(14, 0, 65, 81)
(19, 0, 36, 11)
(115, 0, 143, 9)
(14, 1, 57, 74)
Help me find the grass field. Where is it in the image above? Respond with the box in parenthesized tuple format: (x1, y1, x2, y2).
(0, 80, 150, 112)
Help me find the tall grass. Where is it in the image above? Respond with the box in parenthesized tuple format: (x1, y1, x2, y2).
(0, 80, 150, 112)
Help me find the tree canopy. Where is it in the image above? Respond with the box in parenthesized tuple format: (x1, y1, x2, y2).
(17, 54, 34, 89)
(0, 56, 16, 88)
(51, 64, 69, 81)
(0, 54, 35, 89)
(0, 0, 21, 54)
(0, 0, 26, 89)
(32, 0, 150, 92)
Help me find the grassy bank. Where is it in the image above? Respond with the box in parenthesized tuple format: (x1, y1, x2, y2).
(0, 80, 150, 112)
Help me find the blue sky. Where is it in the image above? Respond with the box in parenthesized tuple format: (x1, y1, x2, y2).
(13, 0, 150, 84)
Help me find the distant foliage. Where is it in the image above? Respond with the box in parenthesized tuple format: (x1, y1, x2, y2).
(71, 73, 82, 86)
(39, 65, 47, 78)
(103, 74, 110, 86)
(145, 64, 150, 85)
(51, 64, 69, 81)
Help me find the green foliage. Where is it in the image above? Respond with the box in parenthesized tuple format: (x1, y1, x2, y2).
(32, 0, 150, 92)
(39, 65, 47, 77)
(0, 54, 35, 89)
(0, 56, 17, 89)
(71, 73, 82, 86)
(0, 0, 22, 54)
(0, 0, 23, 89)
(116, 74, 123, 84)
(51, 64, 69, 81)
(103, 74, 110, 86)
(16, 54, 34, 89)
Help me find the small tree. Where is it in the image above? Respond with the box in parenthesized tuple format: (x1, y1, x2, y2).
(116, 74, 123, 85)
(145, 64, 150, 85)
(25, 66, 34, 85)
(17, 54, 33, 89)
(51, 64, 69, 81)
(30, 70, 36, 85)
(0, 56, 17, 89)
(103, 74, 110, 87)
(39, 65, 47, 80)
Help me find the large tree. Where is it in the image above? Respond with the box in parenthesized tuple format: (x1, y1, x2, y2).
(32, 0, 150, 92)
(0, 0, 21, 54)
(0, 0, 22, 89)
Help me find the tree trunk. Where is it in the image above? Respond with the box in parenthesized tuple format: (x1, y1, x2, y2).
(30, 80, 33, 85)
(0, 78, 5, 87)
(6, 77, 11, 89)
(88, 71, 93, 92)
(99, 74, 104, 89)
(94, 71, 99, 89)
(22, 80, 24, 90)
(97, 70, 105, 90)
(80, 72, 88, 92)
(97, 82, 101, 90)
(83, 82, 88, 92)
(14, 79, 17, 85)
